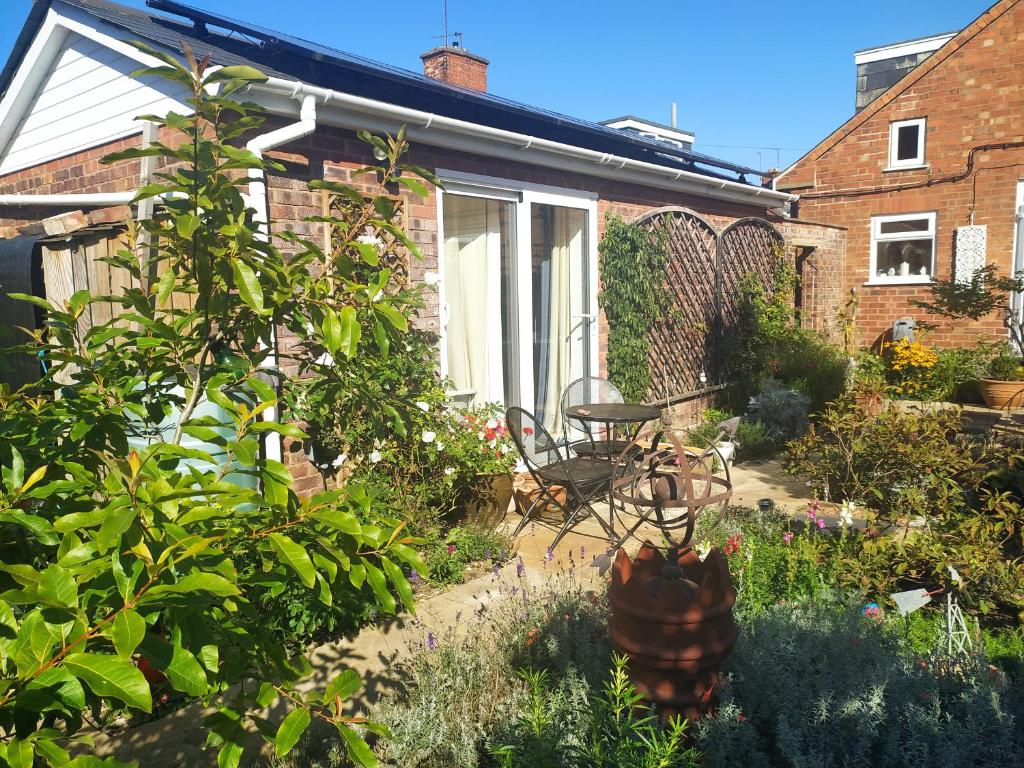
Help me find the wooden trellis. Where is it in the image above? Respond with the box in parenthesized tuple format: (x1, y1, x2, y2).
(632, 208, 784, 398)
(321, 189, 410, 289)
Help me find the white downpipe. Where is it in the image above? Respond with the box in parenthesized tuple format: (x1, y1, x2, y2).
(245, 93, 319, 464)
(253, 77, 797, 210)
(0, 192, 137, 206)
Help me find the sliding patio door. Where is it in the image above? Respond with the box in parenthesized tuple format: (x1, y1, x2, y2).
(440, 178, 597, 434)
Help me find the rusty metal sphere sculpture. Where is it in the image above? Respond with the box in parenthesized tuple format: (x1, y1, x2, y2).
(609, 428, 733, 552)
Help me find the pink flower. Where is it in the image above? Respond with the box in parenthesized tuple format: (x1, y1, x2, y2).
(783, 532, 794, 544)
(817, 518, 826, 529)
(807, 509, 816, 521)
(446, 544, 456, 555)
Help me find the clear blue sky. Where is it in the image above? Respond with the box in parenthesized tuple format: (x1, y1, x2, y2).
(1, 0, 992, 171)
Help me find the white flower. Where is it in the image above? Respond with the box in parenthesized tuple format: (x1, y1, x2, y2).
(488, 439, 497, 449)
(331, 453, 347, 469)
(486, 418, 498, 429)
(839, 500, 855, 528)
(369, 450, 382, 463)
(422, 431, 436, 444)
(478, 431, 486, 440)
(372, 290, 383, 302)
(356, 233, 383, 249)
(435, 441, 444, 451)
(415, 401, 430, 413)
(696, 541, 711, 562)
(444, 466, 456, 476)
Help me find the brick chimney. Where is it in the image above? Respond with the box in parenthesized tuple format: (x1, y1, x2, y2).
(420, 45, 489, 91)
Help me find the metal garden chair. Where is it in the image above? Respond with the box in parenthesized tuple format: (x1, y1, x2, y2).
(560, 376, 628, 458)
(506, 406, 619, 548)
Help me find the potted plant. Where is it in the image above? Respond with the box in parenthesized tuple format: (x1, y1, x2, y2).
(912, 265, 1024, 409)
(980, 349, 1024, 409)
(447, 403, 518, 528)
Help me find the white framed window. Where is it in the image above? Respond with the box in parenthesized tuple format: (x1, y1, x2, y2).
(869, 212, 936, 284)
(888, 118, 926, 169)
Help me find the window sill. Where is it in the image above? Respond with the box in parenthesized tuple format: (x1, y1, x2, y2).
(883, 164, 929, 173)
(864, 278, 933, 287)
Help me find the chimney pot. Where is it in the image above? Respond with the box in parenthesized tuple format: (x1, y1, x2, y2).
(420, 45, 489, 92)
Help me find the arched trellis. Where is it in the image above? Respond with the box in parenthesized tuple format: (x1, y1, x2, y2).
(635, 207, 720, 400)
(719, 217, 786, 335)
(626, 208, 784, 399)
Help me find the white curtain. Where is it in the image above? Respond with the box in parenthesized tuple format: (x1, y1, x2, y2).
(444, 195, 499, 401)
(535, 207, 584, 434)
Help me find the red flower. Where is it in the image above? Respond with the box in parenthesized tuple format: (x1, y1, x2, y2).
(724, 535, 742, 556)
(523, 427, 534, 436)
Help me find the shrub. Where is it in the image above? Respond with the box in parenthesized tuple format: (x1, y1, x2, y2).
(724, 255, 847, 413)
(745, 379, 809, 443)
(422, 525, 514, 586)
(697, 603, 1024, 768)
(786, 399, 1024, 619)
(687, 408, 782, 462)
(598, 215, 672, 402)
(490, 655, 700, 768)
(0, 53, 425, 765)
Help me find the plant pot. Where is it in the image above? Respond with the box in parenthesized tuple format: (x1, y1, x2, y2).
(980, 378, 1024, 409)
(608, 545, 737, 719)
(459, 471, 514, 528)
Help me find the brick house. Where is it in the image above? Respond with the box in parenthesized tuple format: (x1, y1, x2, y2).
(777, 0, 1024, 349)
(0, 0, 843, 487)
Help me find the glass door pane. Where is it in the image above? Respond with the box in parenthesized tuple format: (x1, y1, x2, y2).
(442, 193, 517, 406)
(530, 203, 589, 433)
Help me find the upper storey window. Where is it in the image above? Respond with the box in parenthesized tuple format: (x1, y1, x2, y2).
(888, 118, 926, 169)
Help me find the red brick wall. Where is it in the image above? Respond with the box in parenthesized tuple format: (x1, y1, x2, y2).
(420, 47, 488, 91)
(780, 0, 1024, 348)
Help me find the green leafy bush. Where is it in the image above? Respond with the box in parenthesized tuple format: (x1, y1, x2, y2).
(0, 50, 427, 766)
(745, 379, 809, 443)
(697, 602, 1024, 768)
(786, 399, 1024, 620)
(724, 255, 848, 413)
(423, 525, 514, 586)
(687, 409, 779, 462)
(490, 655, 699, 768)
(598, 215, 672, 402)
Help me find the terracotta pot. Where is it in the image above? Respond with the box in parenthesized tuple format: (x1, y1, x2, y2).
(608, 544, 737, 719)
(459, 472, 514, 528)
(980, 378, 1024, 410)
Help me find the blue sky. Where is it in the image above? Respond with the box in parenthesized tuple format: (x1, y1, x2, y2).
(1, 0, 991, 171)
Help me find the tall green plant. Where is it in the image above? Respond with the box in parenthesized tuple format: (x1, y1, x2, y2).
(597, 215, 670, 402)
(0, 45, 430, 767)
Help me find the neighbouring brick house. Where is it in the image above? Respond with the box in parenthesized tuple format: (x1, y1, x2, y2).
(777, 0, 1024, 349)
(0, 0, 844, 488)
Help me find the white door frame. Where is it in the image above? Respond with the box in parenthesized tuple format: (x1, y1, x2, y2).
(435, 169, 600, 413)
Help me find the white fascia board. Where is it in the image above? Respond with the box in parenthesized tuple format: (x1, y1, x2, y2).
(250, 81, 794, 211)
(854, 33, 955, 65)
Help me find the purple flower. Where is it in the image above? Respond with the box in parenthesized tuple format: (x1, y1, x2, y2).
(409, 568, 422, 586)
(499, 548, 507, 560)
(484, 549, 492, 560)
(491, 562, 500, 576)
(516, 559, 525, 578)
(427, 631, 437, 651)
(783, 532, 794, 544)
(817, 518, 826, 530)
(545, 548, 554, 563)
(580, 545, 586, 559)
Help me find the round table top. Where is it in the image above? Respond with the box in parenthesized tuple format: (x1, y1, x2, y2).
(564, 403, 662, 423)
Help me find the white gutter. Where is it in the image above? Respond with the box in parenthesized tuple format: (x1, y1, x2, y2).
(0, 192, 137, 206)
(251, 77, 797, 210)
(244, 92, 319, 464)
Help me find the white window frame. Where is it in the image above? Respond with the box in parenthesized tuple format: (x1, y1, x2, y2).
(435, 170, 600, 414)
(887, 118, 927, 170)
(868, 211, 937, 285)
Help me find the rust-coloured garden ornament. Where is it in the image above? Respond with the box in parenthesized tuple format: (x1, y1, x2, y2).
(605, 423, 738, 718)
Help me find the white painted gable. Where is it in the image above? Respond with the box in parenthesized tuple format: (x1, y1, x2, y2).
(0, 29, 189, 175)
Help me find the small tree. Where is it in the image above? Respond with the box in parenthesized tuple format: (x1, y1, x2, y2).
(0, 45, 432, 766)
(911, 264, 1024, 358)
